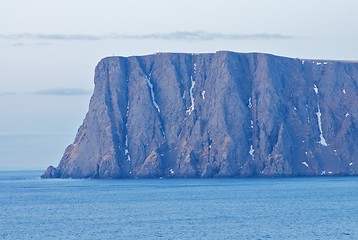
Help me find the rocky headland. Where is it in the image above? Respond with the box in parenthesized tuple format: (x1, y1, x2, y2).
(42, 51, 358, 178)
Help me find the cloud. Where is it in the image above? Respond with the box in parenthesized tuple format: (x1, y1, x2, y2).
(12, 42, 52, 47)
(0, 88, 92, 96)
(0, 31, 293, 42)
(12, 42, 26, 47)
(1, 33, 100, 41)
(115, 31, 293, 41)
(0, 92, 17, 96)
(29, 88, 92, 96)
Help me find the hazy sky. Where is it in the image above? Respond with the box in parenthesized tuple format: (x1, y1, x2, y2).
(1, 0, 357, 169)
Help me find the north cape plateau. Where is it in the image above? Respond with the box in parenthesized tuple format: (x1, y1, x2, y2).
(42, 51, 358, 178)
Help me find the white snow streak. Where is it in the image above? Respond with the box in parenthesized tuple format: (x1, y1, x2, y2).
(248, 98, 252, 108)
(249, 97, 254, 155)
(314, 84, 328, 146)
(169, 169, 175, 174)
(302, 161, 309, 168)
(350, 162, 353, 166)
(201, 90, 206, 100)
(146, 75, 161, 113)
(186, 76, 196, 115)
(316, 106, 328, 146)
(321, 170, 326, 175)
(345, 112, 350, 118)
(125, 101, 129, 127)
(343, 89, 346, 94)
(125, 135, 131, 162)
(306, 104, 310, 124)
(249, 145, 254, 157)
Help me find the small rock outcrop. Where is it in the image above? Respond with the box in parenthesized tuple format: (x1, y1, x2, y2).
(42, 51, 358, 178)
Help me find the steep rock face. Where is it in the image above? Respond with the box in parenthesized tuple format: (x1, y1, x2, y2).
(42, 51, 358, 178)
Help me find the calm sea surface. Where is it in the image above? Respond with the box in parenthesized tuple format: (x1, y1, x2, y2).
(0, 171, 357, 240)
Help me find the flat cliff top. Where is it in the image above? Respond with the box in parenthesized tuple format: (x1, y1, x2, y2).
(102, 50, 358, 63)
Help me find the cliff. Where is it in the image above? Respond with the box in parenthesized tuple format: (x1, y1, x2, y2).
(42, 51, 358, 178)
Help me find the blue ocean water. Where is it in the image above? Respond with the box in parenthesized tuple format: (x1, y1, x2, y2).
(0, 171, 357, 239)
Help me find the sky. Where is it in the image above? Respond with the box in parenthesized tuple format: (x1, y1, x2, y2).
(1, 0, 358, 170)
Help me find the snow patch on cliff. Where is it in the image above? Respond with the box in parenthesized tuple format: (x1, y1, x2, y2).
(249, 145, 254, 158)
(126, 103, 129, 117)
(248, 98, 252, 108)
(314, 84, 328, 146)
(316, 107, 328, 146)
(125, 100, 129, 128)
(302, 161, 309, 168)
(146, 75, 161, 113)
(305, 104, 310, 124)
(186, 76, 196, 115)
(125, 135, 131, 162)
(201, 90, 206, 100)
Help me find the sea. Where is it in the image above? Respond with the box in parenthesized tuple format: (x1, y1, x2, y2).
(0, 171, 357, 240)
